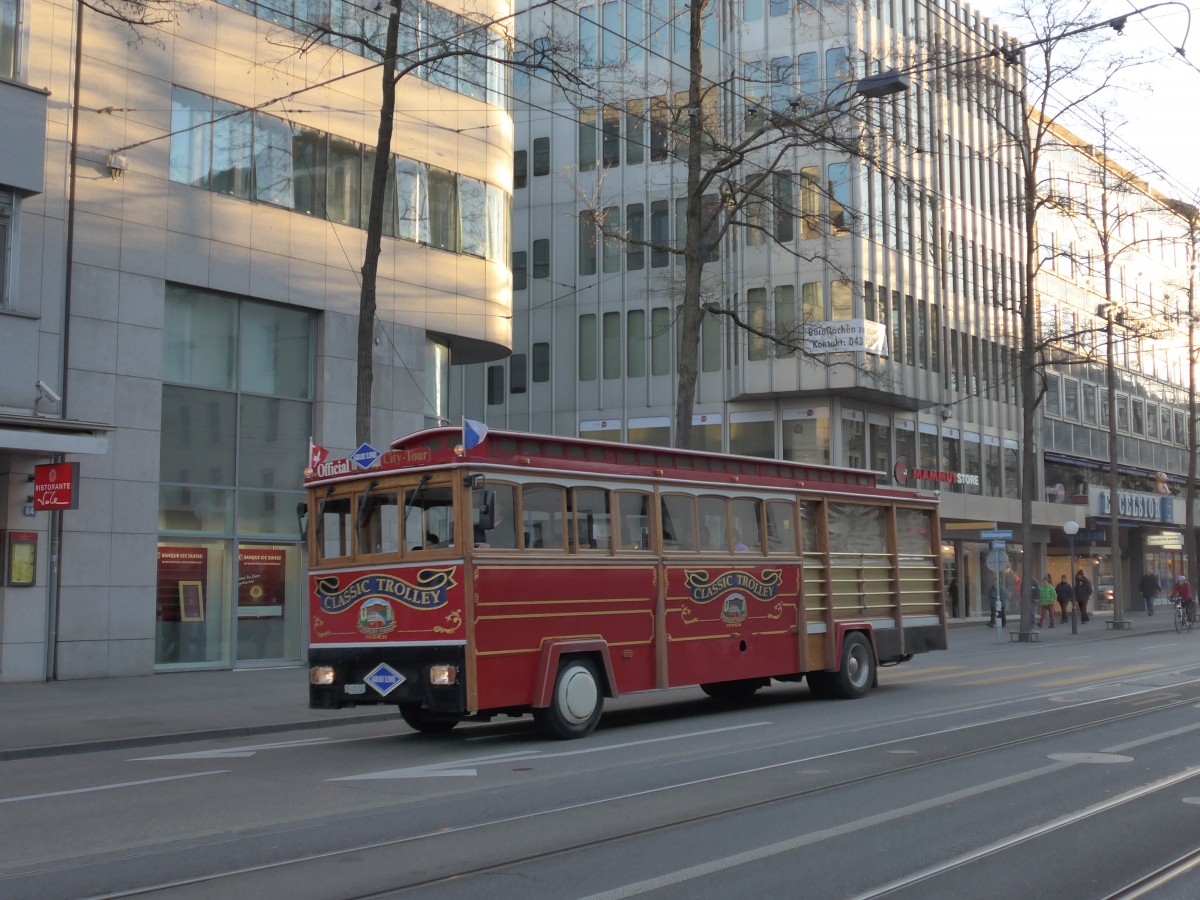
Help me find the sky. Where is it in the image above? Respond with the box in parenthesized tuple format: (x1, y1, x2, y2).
(970, 0, 1200, 201)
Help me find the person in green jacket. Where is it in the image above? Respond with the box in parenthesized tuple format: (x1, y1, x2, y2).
(1037, 575, 1057, 628)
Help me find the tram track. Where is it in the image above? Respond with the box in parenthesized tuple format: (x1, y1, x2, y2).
(48, 676, 1200, 900)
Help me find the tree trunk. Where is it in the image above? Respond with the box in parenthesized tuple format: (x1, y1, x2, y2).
(356, 2, 401, 446)
(672, 0, 706, 450)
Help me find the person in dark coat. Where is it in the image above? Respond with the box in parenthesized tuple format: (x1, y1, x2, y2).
(1074, 570, 1093, 623)
(1055, 575, 1074, 623)
(1139, 572, 1160, 616)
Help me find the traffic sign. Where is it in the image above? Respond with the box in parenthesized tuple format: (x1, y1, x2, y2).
(986, 548, 1010, 573)
(980, 529, 1013, 540)
(351, 442, 382, 470)
(990, 541, 1006, 550)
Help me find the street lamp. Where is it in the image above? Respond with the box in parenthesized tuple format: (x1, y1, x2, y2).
(1064, 520, 1079, 635)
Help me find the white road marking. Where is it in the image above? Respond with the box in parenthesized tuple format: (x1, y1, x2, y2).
(330, 722, 771, 780)
(131, 738, 330, 760)
(581, 720, 1200, 899)
(0, 771, 229, 804)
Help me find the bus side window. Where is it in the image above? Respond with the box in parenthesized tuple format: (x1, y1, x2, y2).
(523, 484, 565, 550)
(660, 494, 696, 551)
(614, 491, 652, 552)
(476, 482, 518, 548)
(698, 496, 727, 552)
(731, 497, 763, 552)
(766, 500, 797, 554)
(572, 487, 610, 551)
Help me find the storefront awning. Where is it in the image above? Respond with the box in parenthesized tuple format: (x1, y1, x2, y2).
(0, 412, 109, 455)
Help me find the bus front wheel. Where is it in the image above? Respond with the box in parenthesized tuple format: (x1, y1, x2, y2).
(534, 657, 604, 739)
(400, 704, 461, 734)
(829, 633, 875, 699)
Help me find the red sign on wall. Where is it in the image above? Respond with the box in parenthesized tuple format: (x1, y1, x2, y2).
(33, 462, 80, 510)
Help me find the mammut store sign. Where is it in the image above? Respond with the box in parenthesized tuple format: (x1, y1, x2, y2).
(894, 462, 980, 488)
(1097, 490, 1173, 523)
(33, 462, 80, 510)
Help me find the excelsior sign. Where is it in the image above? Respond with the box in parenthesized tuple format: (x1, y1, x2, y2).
(33, 462, 80, 511)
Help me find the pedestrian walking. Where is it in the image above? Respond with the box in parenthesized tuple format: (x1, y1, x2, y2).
(1139, 572, 1161, 616)
(1038, 575, 1057, 628)
(1170, 575, 1195, 624)
(1055, 575, 1074, 624)
(947, 577, 959, 618)
(1074, 570, 1093, 623)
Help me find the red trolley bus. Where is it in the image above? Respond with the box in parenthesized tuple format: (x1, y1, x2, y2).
(305, 427, 946, 738)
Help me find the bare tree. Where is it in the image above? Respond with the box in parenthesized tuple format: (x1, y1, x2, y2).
(964, 0, 1149, 637)
(568, 0, 906, 449)
(282, 0, 582, 445)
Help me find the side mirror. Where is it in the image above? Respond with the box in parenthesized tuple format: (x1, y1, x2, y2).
(476, 489, 495, 531)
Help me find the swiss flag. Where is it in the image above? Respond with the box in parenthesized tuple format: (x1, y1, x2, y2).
(310, 442, 329, 470)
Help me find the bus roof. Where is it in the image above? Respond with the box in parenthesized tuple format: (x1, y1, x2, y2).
(307, 428, 936, 501)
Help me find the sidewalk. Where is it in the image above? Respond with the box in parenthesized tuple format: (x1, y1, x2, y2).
(0, 609, 1174, 761)
(0, 665, 399, 761)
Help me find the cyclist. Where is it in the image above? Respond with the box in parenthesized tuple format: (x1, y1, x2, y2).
(1169, 575, 1195, 624)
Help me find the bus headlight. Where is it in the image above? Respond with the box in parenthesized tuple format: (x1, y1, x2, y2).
(429, 665, 458, 685)
(310, 666, 335, 685)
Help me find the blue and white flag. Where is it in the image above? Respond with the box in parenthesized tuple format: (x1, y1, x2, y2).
(463, 418, 489, 451)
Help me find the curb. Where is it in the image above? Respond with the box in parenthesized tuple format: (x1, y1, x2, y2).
(1, 710, 403, 762)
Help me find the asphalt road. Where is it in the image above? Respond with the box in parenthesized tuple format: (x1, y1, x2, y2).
(4, 626, 1200, 899)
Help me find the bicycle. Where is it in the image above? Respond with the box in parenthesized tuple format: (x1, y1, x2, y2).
(1175, 601, 1193, 634)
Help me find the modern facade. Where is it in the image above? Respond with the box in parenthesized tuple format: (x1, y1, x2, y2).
(455, 0, 1198, 619)
(0, 0, 514, 680)
(1035, 122, 1198, 606)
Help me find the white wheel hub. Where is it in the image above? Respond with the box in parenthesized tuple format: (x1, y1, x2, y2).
(559, 667, 598, 724)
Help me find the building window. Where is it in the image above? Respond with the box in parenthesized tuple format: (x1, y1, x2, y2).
(510, 354, 527, 394)
(512, 251, 527, 291)
(1045, 376, 1063, 416)
(579, 210, 598, 275)
(602, 104, 621, 167)
(627, 203, 645, 270)
(747, 287, 768, 361)
(579, 314, 598, 381)
(627, 310, 646, 377)
(532, 342, 551, 382)
(626, 99, 645, 165)
(603, 311, 621, 378)
(651, 306, 671, 375)
(650, 200, 670, 267)
(158, 285, 313, 668)
(602, 206, 621, 272)
(513, 150, 527, 189)
(579, 108, 598, 170)
(487, 365, 505, 403)
(0, 189, 13, 307)
(1, 0, 16, 78)
(532, 137, 550, 176)
(774, 173, 794, 242)
(532, 238, 550, 278)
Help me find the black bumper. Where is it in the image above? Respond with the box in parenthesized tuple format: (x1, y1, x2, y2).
(308, 645, 468, 713)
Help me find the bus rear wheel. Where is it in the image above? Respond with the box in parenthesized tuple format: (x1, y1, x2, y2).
(400, 704, 461, 734)
(829, 633, 875, 699)
(700, 679, 765, 703)
(534, 657, 604, 739)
